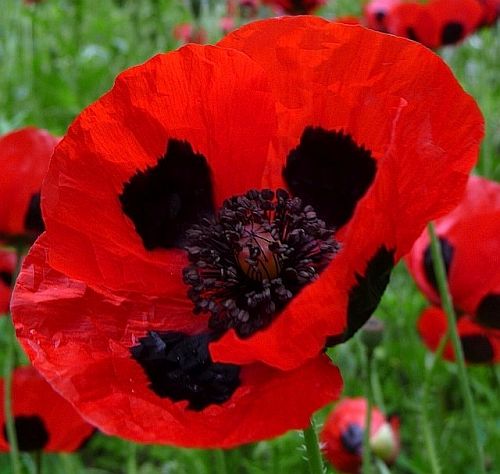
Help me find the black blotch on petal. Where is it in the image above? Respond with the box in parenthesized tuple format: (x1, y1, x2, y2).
(120, 139, 215, 250)
(344, 247, 395, 341)
(441, 22, 464, 45)
(341, 423, 364, 455)
(131, 331, 240, 411)
(3, 415, 49, 451)
(461, 334, 494, 364)
(423, 237, 454, 292)
(476, 294, 500, 330)
(283, 127, 377, 230)
(24, 192, 45, 233)
(0, 271, 12, 287)
(406, 27, 420, 42)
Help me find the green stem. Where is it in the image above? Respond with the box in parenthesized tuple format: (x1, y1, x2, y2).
(126, 442, 137, 474)
(362, 350, 374, 474)
(428, 223, 486, 474)
(3, 322, 21, 474)
(420, 333, 449, 474)
(4, 248, 24, 474)
(34, 450, 42, 474)
(302, 417, 324, 474)
(375, 458, 391, 474)
(213, 449, 228, 474)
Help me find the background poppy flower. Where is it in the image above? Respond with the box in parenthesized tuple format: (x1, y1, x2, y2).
(0, 127, 59, 239)
(12, 18, 482, 445)
(386, 2, 435, 45)
(0, 247, 16, 315)
(407, 176, 500, 329)
(477, 0, 500, 25)
(262, 0, 326, 15)
(320, 397, 400, 473)
(0, 366, 95, 452)
(364, 0, 404, 32)
(418, 307, 500, 364)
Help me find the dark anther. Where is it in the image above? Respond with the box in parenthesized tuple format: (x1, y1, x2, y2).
(24, 192, 44, 233)
(283, 127, 376, 230)
(441, 22, 464, 45)
(341, 423, 364, 455)
(461, 334, 494, 364)
(476, 294, 500, 330)
(375, 11, 386, 23)
(3, 415, 49, 451)
(131, 331, 240, 411)
(344, 247, 395, 342)
(183, 189, 339, 338)
(423, 237, 454, 292)
(0, 271, 12, 287)
(119, 139, 215, 250)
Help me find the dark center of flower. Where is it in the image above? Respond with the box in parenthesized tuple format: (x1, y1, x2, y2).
(3, 415, 50, 451)
(341, 423, 364, 455)
(131, 331, 240, 411)
(0, 271, 12, 287)
(183, 188, 338, 338)
(460, 334, 494, 364)
(441, 22, 464, 45)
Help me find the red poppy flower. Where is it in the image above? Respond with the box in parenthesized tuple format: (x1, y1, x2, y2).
(0, 247, 16, 315)
(262, 0, 325, 15)
(477, 0, 500, 25)
(0, 127, 59, 239)
(364, 0, 404, 32)
(407, 176, 500, 329)
(386, 2, 434, 45)
(418, 307, 500, 364)
(388, 0, 483, 48)
(321, 397, 400, 473)
(0, 366, 94, 452)
(227, 0, 260, 18)
(12, 17, 482, 446)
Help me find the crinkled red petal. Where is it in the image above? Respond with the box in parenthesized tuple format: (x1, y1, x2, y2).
(0, 366, 94, 452)
(12, 235, 343, 447)
(212, 17, 482, 369)
(42, 44, 276, 295)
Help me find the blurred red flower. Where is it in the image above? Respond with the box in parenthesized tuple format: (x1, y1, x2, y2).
(263, 0, 325, 15)
(0, 247, 16, 315)
(12, 17, 482, 447)
(364, 0, 404, 31)
(173, 23, 207, 44)
(0, 366, 95, 452)
(387, 0, 483, 48)
(407, 176, 500, 363)
(0, 127, 58, 239)
(321, 397, 400, 473)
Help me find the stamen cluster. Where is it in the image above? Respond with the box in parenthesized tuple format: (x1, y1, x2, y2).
(183, 189, 339, 337)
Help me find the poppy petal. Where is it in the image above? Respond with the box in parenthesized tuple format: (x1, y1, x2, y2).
(0, 366, 94, 452)
(12, 234, 343, 447)
(417, 307, 500, 364)
(407, 176, 500, 318)
(0, 127, 58, 237)
(211, 17, 482, 369)
(42, 44, 277, 295)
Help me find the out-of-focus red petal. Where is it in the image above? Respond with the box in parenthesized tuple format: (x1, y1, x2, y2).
(0, 366, 94, 452)
(262, 0, 326, 15)
(12, 234, 343, 447)
(213, 17, 482, 369)
(321, 398, 394, 473)
(42, 44, 276, 295)
(386, 3, 435, 46)
(0, 127, 58, 236)
(417, 307, 500, 363)
(364, 0, 404, 31)
(407, 176, 500, 316)
(0, 247, 16, 315)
